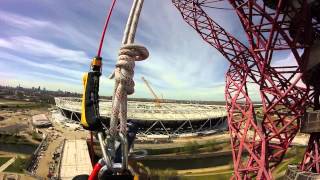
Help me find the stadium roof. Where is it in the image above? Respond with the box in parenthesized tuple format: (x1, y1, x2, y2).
(55, 97, 227, 121)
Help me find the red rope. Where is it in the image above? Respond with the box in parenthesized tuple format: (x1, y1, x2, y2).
(90, 132, 94, 166)
(89, 0, 117, 168)
(97, 0, 117, 57)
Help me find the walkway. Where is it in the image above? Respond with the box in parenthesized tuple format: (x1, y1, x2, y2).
(0, 156, 16, 172)
(60, 140, 92, 180)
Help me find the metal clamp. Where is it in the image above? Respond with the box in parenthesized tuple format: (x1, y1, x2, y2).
(97, 131, 129, 175)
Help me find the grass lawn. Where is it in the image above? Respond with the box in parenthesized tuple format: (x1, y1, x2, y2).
(0, 98, 31, 105)
(272, 146, 306, 179)
(181, 173, 232, 180)
(0, 134, 36, 145)
(150, 172, 232, 180)
(146, 140, 230, 155)
(0, 98, 50, 109)
(144, 145, 306, 180)
(4, 156, 29, 173)
(0, 157, 11, 166)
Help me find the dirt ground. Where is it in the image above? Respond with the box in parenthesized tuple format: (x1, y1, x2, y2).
(0, 107, 49, 135)
(0, 98, 91, 179)
(0, 172, 36, 180)
(35, 136, 63, 178)
(34, 116, 88, 178)
(0, 102, 49, 158)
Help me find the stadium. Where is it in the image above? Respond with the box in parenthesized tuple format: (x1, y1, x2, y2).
(54, 97, 227, 137)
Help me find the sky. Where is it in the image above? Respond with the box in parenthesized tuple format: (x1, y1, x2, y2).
(0, 0, 293, 101)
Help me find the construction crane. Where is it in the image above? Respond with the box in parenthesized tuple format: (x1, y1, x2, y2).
(141, 77, 162, 107)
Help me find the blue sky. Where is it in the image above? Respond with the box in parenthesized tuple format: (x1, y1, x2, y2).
(0, 0, 292, 101)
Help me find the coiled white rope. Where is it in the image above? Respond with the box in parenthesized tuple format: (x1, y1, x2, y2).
(109, 0, 148, 138)
(110, 44, 148, 135)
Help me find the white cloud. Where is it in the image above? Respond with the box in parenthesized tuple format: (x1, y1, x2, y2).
(28, 71, 80, 84)
(0, 0, 234, 100)
(1, 73, 82, 93)
(0, 52, 83, 79)
(0, 36, 90, 64)
(0, 10, 51, 28)
(0, 39, 13, 48)
(271, 51, 306, 88)
(0, 10, 99, 51)
(133, 1, 228, 92)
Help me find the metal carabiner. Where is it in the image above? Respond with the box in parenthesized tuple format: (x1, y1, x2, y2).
(119, 132, 128, 171)
(97, 132, 113, 170)
(97, 131, 129, 173)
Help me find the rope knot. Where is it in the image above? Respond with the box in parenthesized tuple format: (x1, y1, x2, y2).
(115, 44, 149, 95)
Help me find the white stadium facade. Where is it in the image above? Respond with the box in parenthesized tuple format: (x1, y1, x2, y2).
(54, 97, 227, 137)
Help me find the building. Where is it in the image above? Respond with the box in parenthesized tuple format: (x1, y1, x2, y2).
(32, 114, 52, 128)
(54, 97, 227, 137)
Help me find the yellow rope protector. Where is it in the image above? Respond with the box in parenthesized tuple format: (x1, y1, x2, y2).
(80, 57, 103, 131)
(81, 73, 90, 128)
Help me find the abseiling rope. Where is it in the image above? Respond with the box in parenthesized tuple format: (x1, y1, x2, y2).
(109, 0, 149, 137)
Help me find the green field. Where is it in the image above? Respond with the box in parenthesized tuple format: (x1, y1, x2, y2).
(0, 98, 50, 109)
(141, 145, 306, 180)
(0, 134, 36, 145)
(0, 98, 32, 105)
(146, 140, 229, 155)
(272, 145, 306, 179)
(4, 156, 29, 173)
(181, 173, 232, 180)
(0, 157, 11, 166)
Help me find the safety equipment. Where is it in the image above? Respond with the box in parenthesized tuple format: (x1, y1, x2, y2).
(81, 57, 103, 131)
(80, 0, 117, 131)
(79, 0, 148, 178)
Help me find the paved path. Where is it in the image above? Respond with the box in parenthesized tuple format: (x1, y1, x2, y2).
(135, 133, 230, 149)
(177, 165, 231, 175)
(0, 156, 16, 172)
(60, 139, 92, 180)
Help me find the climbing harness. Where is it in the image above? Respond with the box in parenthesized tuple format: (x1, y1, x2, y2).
(80, 0, 148, 179)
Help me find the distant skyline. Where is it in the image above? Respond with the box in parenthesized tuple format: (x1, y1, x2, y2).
(0, 1, 292, 101)
(0, 84, 78, 93)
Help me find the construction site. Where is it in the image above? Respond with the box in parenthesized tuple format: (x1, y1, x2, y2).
(0, 0, 320, 179)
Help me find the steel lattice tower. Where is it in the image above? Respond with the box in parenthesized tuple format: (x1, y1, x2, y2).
(173, 0, 320, 179)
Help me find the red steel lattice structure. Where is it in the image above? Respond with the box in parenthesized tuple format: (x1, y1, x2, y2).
(173, 0, 318, 179)
(300, 133, 320, 173)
